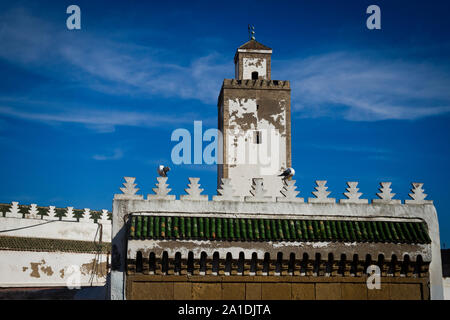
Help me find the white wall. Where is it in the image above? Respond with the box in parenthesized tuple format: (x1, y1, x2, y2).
(0, 251, 108, 287)
(226, 98, 287, 197)
(444, 277, 450, 300)
(0, 216, 111, 242)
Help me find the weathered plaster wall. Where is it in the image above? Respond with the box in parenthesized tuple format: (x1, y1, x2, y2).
(242, 57, 267, 79)
(111, 183, 444, 300)
(220, 83, 291, 198)
(128, 238, 431, 262)
(0, 217, 111, 242)
(234, 51, 271, 80)
(0, 251, 108, 287)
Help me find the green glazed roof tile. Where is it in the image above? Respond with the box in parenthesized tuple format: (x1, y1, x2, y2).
(128, 215, 431, 244)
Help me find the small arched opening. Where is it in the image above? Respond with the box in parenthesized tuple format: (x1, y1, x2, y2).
(212, 252, 219, 275)
(237, 252, 245, 275)
(200, 252, 207, 274)
(187, 252, 194, 274)
(161, 251, 169, 274)
(225, 253, 232, 275)
(250, 252, 258, 274)
(136, 251, 143, 273)
(174, 252, 181, 274)
(149, 252, 156, 274)
(262, 253, 270, 275)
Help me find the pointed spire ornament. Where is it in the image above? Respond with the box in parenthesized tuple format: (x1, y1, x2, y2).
(405, 183, 433, 204)
(339, 182, 368, 204)
(277, 180, 304, 202)
(372, 182, 401, 204)
(245, 178, 274, 202)
(213, 178, 241, 201)
(181, 178, 208, 201)
(308, 180, 335, 203)
(148, 177, 176, 200)
(248, 24, 255, 40)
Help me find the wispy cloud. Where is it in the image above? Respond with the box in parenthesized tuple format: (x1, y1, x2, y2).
(0, 8, 230, 104)
(277, 52, 450, 121)
(1, 8, 449, 124)
(93, 148, 124, 161)
(0, 105, 209, 132)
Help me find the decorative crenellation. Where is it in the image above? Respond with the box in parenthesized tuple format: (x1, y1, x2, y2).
(98, 209, 110, 224)
(148, 177, 176, 200)
(308, 180, 335, 204)
(223, 78, 290, 89)
(115, 177, 143, 200)
(339, 182, 368, 204)
(372, 182, 401, 204)
(213, 178, 241, 201)
(119, 176, 435, 205)
(7, 202, 22, 218)
(0, 202, 111, 223)
(180, 178, 208, 201)
(277, 180, 304, 203)
(245, 178, 274, 202)
(28, 204, 39, 219)
(80, 208, 91, 223)
(65, 207, 77, 222)
(405, 183, 433, 205)
(127, 251, 429, 278)
(46, 206, 58, 221)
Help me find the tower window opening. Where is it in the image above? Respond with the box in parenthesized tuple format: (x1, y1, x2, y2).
(252, 71, 259, 80)
(254, 131, 262, 144)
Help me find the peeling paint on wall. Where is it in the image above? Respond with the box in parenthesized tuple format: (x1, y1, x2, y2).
(243, 57, 266, 79)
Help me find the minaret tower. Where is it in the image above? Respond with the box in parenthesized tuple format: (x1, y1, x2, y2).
(217, 29, 292, 197)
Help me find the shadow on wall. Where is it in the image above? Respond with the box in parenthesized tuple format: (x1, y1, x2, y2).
(0, 285, 108, 300)
(0, 274, 110, 300)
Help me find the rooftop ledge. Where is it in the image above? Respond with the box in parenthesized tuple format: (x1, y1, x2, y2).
(222, 79, 290, 89)
(113, 177, 437, 223)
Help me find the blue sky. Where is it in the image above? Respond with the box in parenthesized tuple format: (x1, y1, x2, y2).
(0, 1, 449, 244)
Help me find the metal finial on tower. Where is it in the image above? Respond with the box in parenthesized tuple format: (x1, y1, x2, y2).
(248, 24, 255, 40)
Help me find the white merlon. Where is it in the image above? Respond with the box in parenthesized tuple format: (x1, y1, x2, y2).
(405, 183, 433, 204)
(99, 209, 110, 224)
(372, 182, 401, 204)
(28, 204, 39, 219)
(148, 177, 176, 201)
(339, 182, 368, 204)
(180, 178, 208, 201)
(80, 208, 92, 223)
(115, 177, 143, 200)
(244, 178, 274, 202)
(45, 206, 58, 221)
(64, 206, 77, 221)
(277, 180, 304, 203)
(213, 178, 241, 201)
(7, 202, 22, 219)
(308, 181, 335, 204)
